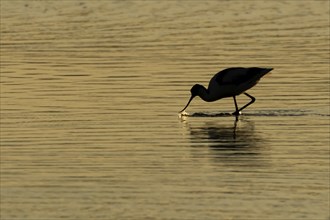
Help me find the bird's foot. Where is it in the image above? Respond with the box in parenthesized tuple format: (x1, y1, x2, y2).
(232, 111, 241, 116)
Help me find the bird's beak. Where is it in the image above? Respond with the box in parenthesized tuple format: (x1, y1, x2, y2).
(179, 95, 194, 113)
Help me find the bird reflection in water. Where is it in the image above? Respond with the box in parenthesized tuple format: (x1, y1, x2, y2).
(184, 117, 267, 166)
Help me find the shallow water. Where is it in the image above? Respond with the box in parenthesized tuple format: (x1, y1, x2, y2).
(1, 1, 329, 219)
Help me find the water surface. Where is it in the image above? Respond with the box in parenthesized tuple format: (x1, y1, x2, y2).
(1, 1, 329, 219)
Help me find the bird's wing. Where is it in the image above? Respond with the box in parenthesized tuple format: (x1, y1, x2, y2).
(214, 67, 264, 86)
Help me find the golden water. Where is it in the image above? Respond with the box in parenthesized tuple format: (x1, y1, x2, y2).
(1, 1, 329, 219)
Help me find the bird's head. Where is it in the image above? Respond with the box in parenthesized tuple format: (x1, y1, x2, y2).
(179, 84, 203, 113)
(190, 84, 203, 97)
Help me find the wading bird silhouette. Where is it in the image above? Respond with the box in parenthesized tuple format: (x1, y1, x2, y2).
(179, 67, 273, 116)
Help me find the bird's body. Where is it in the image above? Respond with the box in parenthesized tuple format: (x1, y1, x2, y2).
(179, 67, 273, 115)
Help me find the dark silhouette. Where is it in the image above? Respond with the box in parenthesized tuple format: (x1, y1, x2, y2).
(179, 67, 273, 115)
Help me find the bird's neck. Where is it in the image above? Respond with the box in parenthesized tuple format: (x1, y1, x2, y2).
(198, 86, 214, 102)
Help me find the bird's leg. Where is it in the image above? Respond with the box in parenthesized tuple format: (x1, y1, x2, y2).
(237, 93, 256, 113)
(232, 96, 240, 116)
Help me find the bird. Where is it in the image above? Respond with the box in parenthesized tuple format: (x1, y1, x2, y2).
(179, 67, 273, 116)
